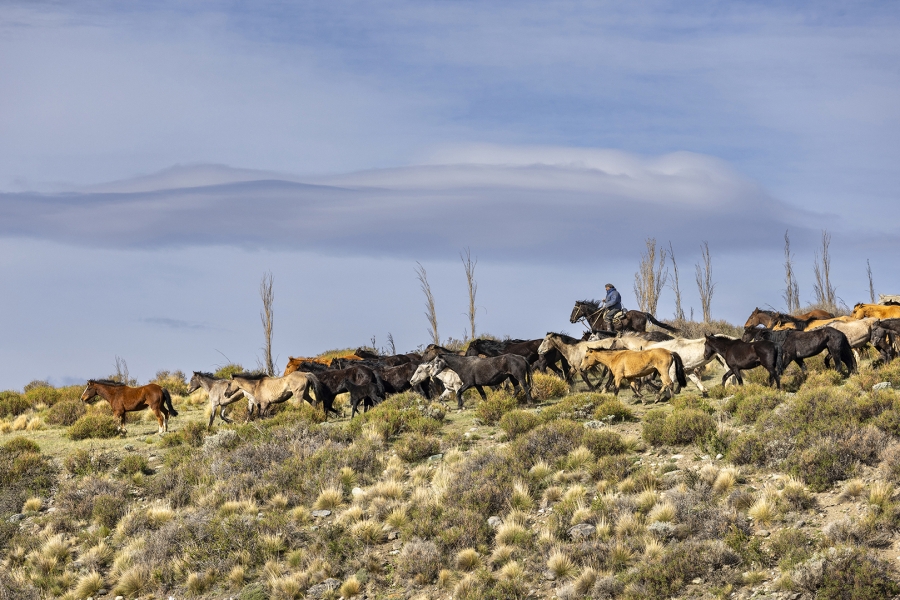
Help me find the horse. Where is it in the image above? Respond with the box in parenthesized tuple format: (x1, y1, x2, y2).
(371, 361, 429, 396)
(311, 366, 385, 419)
(742, 328, 856, 376)
(772, 315, 856, 331)
(580, 348, 687, 403)
(188, 371, 246, 428)
(466, 338, 571, 381)
(410, 360, 464, 403)
(81, 380, 178, 435)
(421, 344, 465, 362)
(282, 353, 362, 374)
(610, 334, 725, 394)
(743, 307, 834, 330)
(809, 318, 877, 365)
(703, 335, 781, 389)
(852, 303, 900, 320)
(225, 371, 322, 420)
(537, 332, 617, 390)
(570, 300, 679, 334)
(871, 326, 895, 363)
(424, 353, 532, 409)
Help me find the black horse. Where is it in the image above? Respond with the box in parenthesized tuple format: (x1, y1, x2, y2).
(570, 300, 679, 334)
(742, 328, 855, 376)
(703, 335, 781, 389)
(315, 365, 385, 419)
(428, 353, 533, 409)
(872, 319, 900, 363)
(465, 338, 571, 381)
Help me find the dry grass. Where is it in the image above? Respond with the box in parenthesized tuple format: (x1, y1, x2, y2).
(21, 496, 42, 513)
(455, 548, 481, 571)
(547, 548, 576, 579)
(748, 496, 777, 525)
(313, 486, 345, 510)
(339, 575, 363, 598)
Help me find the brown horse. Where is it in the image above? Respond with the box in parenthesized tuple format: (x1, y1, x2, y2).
(283, 354, 362, 374)
(852, 303, 900, 320)
(743, 307, 834, 330)
(570, 300, 679, 334)
(773, 315, 855, 331)
(580, 347, 687, 403)
(81, 380, 178, 435)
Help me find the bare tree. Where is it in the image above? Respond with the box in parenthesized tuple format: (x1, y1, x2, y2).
(415, 262, 440, 345)
(386, 332, 396, 356)
(112, 355, 136, 386)
(461, 248, 478, 340)
(695, 241, 715, 322)
(867, 259, 876, 304)
(812, 230, 837, 312)
(633, 238, 668, 314)
(667, 241, 685, 321)
(259, 271, 276, 376)
(782, 230, 800, 313)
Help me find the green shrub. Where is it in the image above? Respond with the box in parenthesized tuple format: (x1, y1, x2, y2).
(767, 528, 812, 570)
(475, 391, 517, 425)
(802, 548, 900, 599)
(670, 394, 714, 414)
(582, 429, 626, 458)
(118, 454, 152, 475)
(24, 385, 60, 407)
(789, 436, 858, 492)
(396, 538, 442, 583)
(509, 419, 586, 467)
(540, 392, 607, 422)
(592, 455, 632, 482)
(178, 421, 207, 447)
(642, 409, 715, 446)
(64, 448, 113, 476)
(594, 398, 633, 422)
(2, 436, 40, 454)
(150, 370, 189, 396)
(725, 432, 765, 465)
(530, 371, 568, 401)
(728, 387, 782, 424)
(46, 399, 86, 426)
(498, 410, 540, 439)
(69, 414, 120, 440)
(396, 433, 441, 462)
(0, 391, 30, 417)
(92, 494, 126, 527)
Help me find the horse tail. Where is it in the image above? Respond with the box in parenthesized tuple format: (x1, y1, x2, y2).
(373, 370, 386, 402)
(306, 373, 323, 407)
(841, 337, 857, 374)
(645, 313, 680, 333)
(672, 352, 687, 389)
(774, 343, 784, 377)
(163, 389, 178, 417)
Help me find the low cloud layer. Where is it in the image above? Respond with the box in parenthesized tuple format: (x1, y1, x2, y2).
(0, 150, 827, 263)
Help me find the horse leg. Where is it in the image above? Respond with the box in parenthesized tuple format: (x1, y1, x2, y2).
(219, 406, 233, 424)
(720, 369, 734, 387)
(689, 370, 707, 395)
(475, 386, 488, 401)
(208, 400, 218, 428)
(116, 410, 127, 436)
(580, 370, 596, 391)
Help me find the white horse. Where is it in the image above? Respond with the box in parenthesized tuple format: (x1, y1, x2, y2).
(811, 317, 877, 363)
(610, 334, 725, 393)
(410, 360, 464, 403)
(537, 333, 615, 390)
(188, 371, 245, 428)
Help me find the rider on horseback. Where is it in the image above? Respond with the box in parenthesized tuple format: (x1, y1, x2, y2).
(601, 284, 623, 328)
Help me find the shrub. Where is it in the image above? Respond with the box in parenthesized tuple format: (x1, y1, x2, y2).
(789, 436, 858, 492)
(475, 391, 517, 425)
(509, 419, 586, 466)
(178, 421, 207, 447)
(24, 385, 60, 407)
(582, 429, 626, 458)
(540, 392, 606, 422)
(723, 385, 782, 424)
(397, 538, 442, 583)
(796, 548, 900, 599)
(46, 399, 86, 426)
(594, 398, 633, 422)
(69, 414, 120, 440)
(396, 433, 441, 462)
(498, 410, 540, 439)
(2, 436, 40, 454)
(530, 372, 568, 401)
(727, 432, 765, 466)
(118, 454, 152, 475)
(642, 409, 715, 446)
(0, 391, 30, 417)
(151, 370, 189, 396)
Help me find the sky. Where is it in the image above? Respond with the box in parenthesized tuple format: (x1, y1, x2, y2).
(1, 1, 899, 388)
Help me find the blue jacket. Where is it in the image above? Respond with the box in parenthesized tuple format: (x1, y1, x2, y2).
(601, 287, 622, 311)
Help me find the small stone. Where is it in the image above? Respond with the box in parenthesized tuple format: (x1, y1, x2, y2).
(543, 570, 557, 581)
(8, 514, 24, 523)
(389, 550, 400, 555)
(123, 445, 134, 451)
(873, 381, 892, 391)
(715, 454, 723, 460)
(756, 529, 770, 537)
(306, 578, 341, 599)
(647, 521, 676, 539)
(692, 578, 702, 584)
(311, 509, 332, 518)
(116, 596, 125, 600)
(351, 487, 364, 497)
(568, 523, 596, 540)
(583, 420, 606, 429)
(427, 453, 443, 461)
(488, 516, 503, 528)
(388, 530, 400, 540)
(671, 454, 683, 460)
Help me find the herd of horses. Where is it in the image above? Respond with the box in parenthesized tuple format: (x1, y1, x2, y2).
(78, 301, 900, 434)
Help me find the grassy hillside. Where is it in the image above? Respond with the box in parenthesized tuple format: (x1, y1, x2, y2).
(1, 355, 900, 599)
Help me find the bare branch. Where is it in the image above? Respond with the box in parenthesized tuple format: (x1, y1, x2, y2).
(812, 230, 836, 313)
(415, 262, 440, 345)
(461, 248, 478, 340)
(386, 332, 396, 356)
(695, 241, 715, 322)
(667, 241, 685, 321)
(782, 230, 800, 313)
(867, 259, 876, 304)
(259, 271, 276, 376)
(633, 238, 668, 314)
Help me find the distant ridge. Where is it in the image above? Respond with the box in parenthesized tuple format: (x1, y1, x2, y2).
(82, 163, 308, 194)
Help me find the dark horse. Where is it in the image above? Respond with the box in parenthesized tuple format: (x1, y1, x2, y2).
(703, 335, 781, 389)
(314, 366, 386, 419)
(81, 379, 178, 435)
(427, 353, 533, 409)
(465, 338, 571, 381)
(571, 300, 679, 334)
(742, 328, 856, 376)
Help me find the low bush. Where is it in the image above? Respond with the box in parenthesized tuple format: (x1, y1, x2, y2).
(397, 538, 442, 583)
(46, 399, 86, 426)
(726, 432, 766, 466)
(151, 370, 190, 396)
(498, 410, 540, 439)
(530, 372, 569, 401)
(722, 385, 782, 424)
(509, 419, 587, 466)
(396, 433, 441, 462)
(594, 398, 633, 422)
(643, 408, 715, 446)
(540, 392, 607, 422)
(2, 436, 40, 454)
(69, 414, 120, 440)
(581, 429, 626, 458)
(0, 391, 30, 417)
(475, 390, 517, 425)
(795, 547, 900, 599)
(118, 454, 152, 475)
(24, 385, 60, 407)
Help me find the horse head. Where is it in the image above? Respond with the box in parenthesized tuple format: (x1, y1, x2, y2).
(187, 372, 203, 394)
(569, 302, 585, 323)
(81, 380, 100, 403)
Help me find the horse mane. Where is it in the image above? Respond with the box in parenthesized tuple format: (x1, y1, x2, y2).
(578, 299, 601, 308)
(546, 331, 581, 343)
(193, 371, 217, 379)
(232, 372, 269, 380)
(92, 379, 125, 386)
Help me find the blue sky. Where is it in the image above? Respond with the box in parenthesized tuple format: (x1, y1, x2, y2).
(1, 1, 899, 388)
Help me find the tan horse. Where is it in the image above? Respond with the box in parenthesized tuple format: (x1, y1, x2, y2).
(773, 315, 855, 331)
(283, 354, 362, 375)
(225, 372, 321, 419)
(852, 303, 900, 320)
(580, 348, 686, 403)
(81, 380, 177, 435)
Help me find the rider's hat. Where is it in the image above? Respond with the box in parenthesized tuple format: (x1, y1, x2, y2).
(605, 283, 614, 288)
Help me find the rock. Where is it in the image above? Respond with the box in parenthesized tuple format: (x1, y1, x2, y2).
(306, 578, 340, 599)
(543, 570, 557, 581)
(583, 420, 606, 429)
(873, 381, 892, 391)
(487, 516, 503, 528)
(311, 509, 332, 518)
(351, 487, 365, 497)
(427, 453, 443, 461)
(755, 529, 770, 537)
(568, 523, 596, 540)
(8, 514, 24, 523)
(691, 577, 702, 584)
(715, 454, 723, 460)
(115, 596, 125, 600)
(388, 530, 400, 540)
(647, 521, 676, 539)
(671, 454, 683, 460)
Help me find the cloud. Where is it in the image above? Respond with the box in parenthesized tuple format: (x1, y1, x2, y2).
(0, 148, 830, 263)
(141, 317, 212, 331)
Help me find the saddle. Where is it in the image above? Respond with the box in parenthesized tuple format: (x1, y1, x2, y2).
(600, 307, 626, 324)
